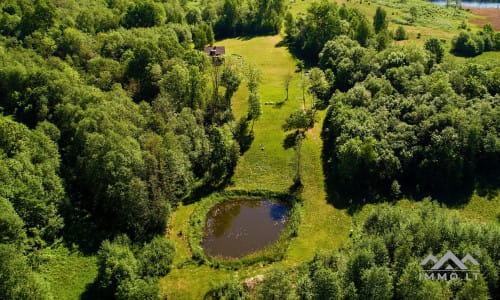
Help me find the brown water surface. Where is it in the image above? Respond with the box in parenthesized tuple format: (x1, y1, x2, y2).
(202, 200, 289, 258)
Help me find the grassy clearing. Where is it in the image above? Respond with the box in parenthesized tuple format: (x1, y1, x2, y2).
(160, 2, 498, 298)
(161, 34, 352, 299)
(37, 246, 97, 300)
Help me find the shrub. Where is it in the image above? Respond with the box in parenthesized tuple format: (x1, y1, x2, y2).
(139, 237, 175, 277)
(394, 26, 407, 41)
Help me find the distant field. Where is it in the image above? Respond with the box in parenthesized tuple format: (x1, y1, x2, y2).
(468, 7, 500, 30)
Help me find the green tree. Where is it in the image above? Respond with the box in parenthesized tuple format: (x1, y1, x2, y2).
(204, 279, 250, 300)
(248, 92, 262, 130)
(283, 110, 310, 132)
(220, 64, 242, 107)
(425, 37, 445, 63)
(308, 68, 330, 107)
(19, 0, 55, 38)
(283, 72, 293, 101)
(97, 236, 138, 290)
(312, 268, 340, 300)
(255, 269, 295, 300)
(0, 116, 64, 244)
(394, 26, 407, 41)
(0, 244, 53, 300)
(115, 277, 160, 300)
(355, 17, 372, 47)
(456, 275, 489, 300)
(139, 237, 175, 277)
(0, 197, 26, 247)
(123, 0, 166, 28)
(373, 7, 388, 34)
(360, 266, 393, 300)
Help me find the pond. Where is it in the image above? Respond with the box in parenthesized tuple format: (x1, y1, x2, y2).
(202, 199, 290, 259)
(431, 0, 500, 8)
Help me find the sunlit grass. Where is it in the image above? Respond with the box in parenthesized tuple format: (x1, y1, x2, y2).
(38, 247, 97, 300)
(161, 34, 353, 299)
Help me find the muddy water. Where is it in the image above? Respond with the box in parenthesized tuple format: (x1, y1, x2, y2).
(202, 200, 289, 258)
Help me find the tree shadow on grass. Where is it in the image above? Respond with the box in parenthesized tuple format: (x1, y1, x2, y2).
(273, 100, 286, 108)
(283, 131, 300, 150)
(61, 205, 111, 255)
(321, 146, 481, 215)
(80, 281, 112, 300)
(323, 167, 482, 216)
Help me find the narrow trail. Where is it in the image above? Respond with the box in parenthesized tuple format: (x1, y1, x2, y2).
(161, 35, 352, 299)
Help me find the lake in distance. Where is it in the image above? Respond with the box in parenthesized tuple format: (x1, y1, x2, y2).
(431, 0, 500, 8)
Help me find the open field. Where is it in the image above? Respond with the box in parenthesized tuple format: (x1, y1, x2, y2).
(467, 7, 500, 30)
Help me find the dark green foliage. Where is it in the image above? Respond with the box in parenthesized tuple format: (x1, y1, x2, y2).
(97, 236, 138, 290)
(214, 0, 285, 38)
(255, 269, 295, 300)
(311, 268, 340, 300)
(0, 244, 53, 300)
(283, 110, 310, 132)
(318, 35, 373, 91)
(424, 37, 445, 64)
(220, 64, 242, 106)
(204, 279, 250, 300)
(193, 23, 215, 50)
(288, 3, 372, 60)
(0, 196, 26, 247)
(360, 266, 393, 300)
(375, 30, 392, 51)
(452, 31, 485, 57)
(394, 26, 407, 41)
(115, 277, 160, 300)
(355, 16, 373, 47)
(373, 7, 388, 34)
(0, 116, 64, 244)
(123, 1, 165, 29)
(97, 235, 173, 299)
(321, 40, 499, 202)
(451, 23, 500, 57)
(139, 237, 175, 277)
(18, 0, 55, 38)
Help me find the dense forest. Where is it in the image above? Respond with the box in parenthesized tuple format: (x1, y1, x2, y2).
(0, 0, 245, 298)
(0, 0, 498, 299)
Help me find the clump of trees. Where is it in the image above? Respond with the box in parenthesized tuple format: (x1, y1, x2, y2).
(213, 0, 286, 38)
(213, 200, 500, 299)
(320, 34, 499, 203)
(97, 235, 175, 299)
(452, 23, 500, 57)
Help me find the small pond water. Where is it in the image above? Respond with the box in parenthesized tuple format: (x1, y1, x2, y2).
(202, 200, 290, 259)
(431, 1, 500, 8)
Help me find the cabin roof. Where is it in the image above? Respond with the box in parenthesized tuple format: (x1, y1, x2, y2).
(203, 46, 225, 56)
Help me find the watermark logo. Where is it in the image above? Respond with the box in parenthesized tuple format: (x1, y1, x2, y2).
(419, 250, 480, 281)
